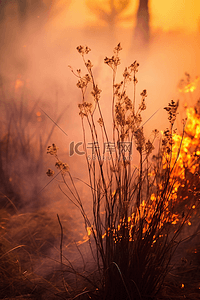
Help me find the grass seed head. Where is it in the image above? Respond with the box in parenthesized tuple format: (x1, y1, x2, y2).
(47, 143, 58, 155)
(76, 45, 91, 55)
(46, 168, 55, 177)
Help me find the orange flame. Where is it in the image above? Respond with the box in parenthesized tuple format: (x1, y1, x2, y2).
(15, 78, 24, 90)
(178, 77, 199, 93)
(77, 105, 200, 245)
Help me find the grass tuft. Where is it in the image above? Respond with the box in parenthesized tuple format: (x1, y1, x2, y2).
(47, 44, 200, 299)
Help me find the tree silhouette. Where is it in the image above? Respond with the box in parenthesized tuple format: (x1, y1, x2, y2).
(86, 0, 150, 50)
(0, 0, 53, 24)
(133, 0, 150, 49)
(86, 0, 132, 29)
(0, 0, 7, 22)
(17, 0, 28, 22)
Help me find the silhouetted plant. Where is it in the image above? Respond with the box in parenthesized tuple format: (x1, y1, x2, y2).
(46, 44, 200, 300)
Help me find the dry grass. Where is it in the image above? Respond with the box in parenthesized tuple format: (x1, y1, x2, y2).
(0, 46, 200, 300)
(46, 44, 200, 299)
(0, 79, 71, 299)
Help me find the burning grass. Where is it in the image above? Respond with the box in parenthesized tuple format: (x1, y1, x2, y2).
(46, 44, 200, 299)
(0, 45, 200, 299)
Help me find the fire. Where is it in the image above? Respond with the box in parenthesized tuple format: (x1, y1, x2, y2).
(15, 77, 24, 90)
(14, 75, 30, 92)
(165, 106, 200, 185)
(87, 226, 92, 236)
(178, 76, 199, 93)
(36, 111, 42, 122)
(77, 103, 200, 246)
(112, 190, 116, 197)
(76, 226, 92, 246)
(36, 111, 41, 117)
(131, 104, 200, 235)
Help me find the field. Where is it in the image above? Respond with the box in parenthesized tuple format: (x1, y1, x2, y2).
(0, 43, 200, 300)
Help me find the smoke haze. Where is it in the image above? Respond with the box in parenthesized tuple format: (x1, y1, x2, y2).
(0, 0, 200, 288)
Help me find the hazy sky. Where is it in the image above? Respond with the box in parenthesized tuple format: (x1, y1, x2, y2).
(48, 0, 200, 32)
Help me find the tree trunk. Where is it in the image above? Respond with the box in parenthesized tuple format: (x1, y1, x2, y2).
(17, 0, 28, 22)
(133, 0, 150, 50)
(0, 0, 7, 22)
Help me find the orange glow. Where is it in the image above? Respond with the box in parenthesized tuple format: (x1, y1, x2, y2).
(87, 226, 92, 236)
(15, 78, 24, 90)
(178, 77, 200, 93)
(127, 104, 200, 236)
(76, 226, 92, 245)
(150, 0, 200, 32)
(47, 0, 200, 32)
(167, 106, 200, 185)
